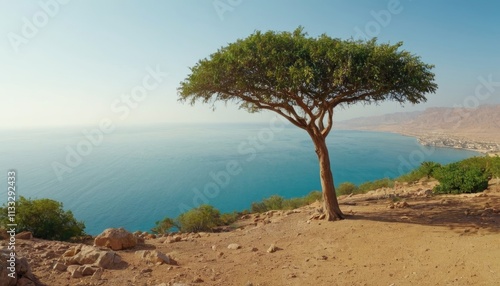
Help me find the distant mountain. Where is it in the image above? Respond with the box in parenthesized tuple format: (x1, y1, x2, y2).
(336, 104, 500, 145)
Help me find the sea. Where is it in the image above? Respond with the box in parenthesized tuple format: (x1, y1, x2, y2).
(0, 123, 480, 235)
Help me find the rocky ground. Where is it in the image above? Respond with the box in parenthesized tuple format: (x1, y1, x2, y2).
(1, 179, 499, 286)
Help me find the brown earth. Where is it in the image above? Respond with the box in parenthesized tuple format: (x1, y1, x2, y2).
(3, 179, 500, 286)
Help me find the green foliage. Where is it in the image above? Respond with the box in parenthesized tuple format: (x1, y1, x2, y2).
(220, 211, 240, 226)
(151, 216, 176, 234)
(178, 27, 437, 112)
(176, 205, 222, 232)
(357, 178, 394, 193)
(456, 156, 500, 178)
(397, 161, 442, 182)
(433, 163, 489, 194)
(250, 191, 322, 213)
(337, 182, 359, 195)
(0, 197, 85, 241)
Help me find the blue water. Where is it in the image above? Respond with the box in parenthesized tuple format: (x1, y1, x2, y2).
(0, 123, 479, 235)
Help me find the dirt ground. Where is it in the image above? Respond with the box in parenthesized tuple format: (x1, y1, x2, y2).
(8, 179, 500, 286)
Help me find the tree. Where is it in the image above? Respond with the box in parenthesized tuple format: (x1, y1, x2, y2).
(176, 204, 222, 232)
(0, 197, 85, 241)
(178, 27, 437, 220)
(151, 216, 176, 234)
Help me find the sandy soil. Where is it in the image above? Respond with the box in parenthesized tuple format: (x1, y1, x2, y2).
(9, 179, 500, 286)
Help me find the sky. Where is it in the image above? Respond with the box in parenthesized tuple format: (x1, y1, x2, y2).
(1, 0, 499, 129)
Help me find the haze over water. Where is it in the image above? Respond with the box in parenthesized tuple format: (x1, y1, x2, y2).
(0, 123, 479, 235)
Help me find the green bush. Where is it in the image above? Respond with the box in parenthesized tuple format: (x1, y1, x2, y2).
(176, 204, 222, 232)
(0, 197, 85, 241)
(250, 191, 322, 213)
(433, 163, 489, 194)
(357, 178, 394, 193)
(151, 216, 176, 234)
(220, 211, 239, 226)
(251, 195, 284, 213)
(337, 182, 358, 195)
(397, 161, 442, 182)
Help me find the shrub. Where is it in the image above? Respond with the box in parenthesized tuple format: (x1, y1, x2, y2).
(220, 211, 239, 226)
(151, 216, 176, 234)
(0, 197, 85, 241)
(250, 191, 322, 213)
(176, 205, 222, 232)
(337, 182, 358, 195)
(251, 195, 284, 213)
(433, 163, 489, 194)
(357, 178, 394, 193)
(397, 161, 442, 182)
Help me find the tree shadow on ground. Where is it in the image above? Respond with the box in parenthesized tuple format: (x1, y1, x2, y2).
(342, 192, 500, 235)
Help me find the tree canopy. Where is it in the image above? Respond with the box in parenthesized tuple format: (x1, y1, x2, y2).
(0, 197, 86, 241)
(179, 27, 437, 137)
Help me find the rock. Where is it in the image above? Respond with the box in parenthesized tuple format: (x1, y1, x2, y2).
(64, 244, 121, 269)
(227, 243, 241, 250)
(91, 267, 104, 280)
(135, 250, 178, 265)
(211, 245, 217, 251)
(416, 189, 433, 197)
(81, 265, 99, 276)
(15, 231, 33, 240)
(67, 265, 83, 278)
(267, 244, 278, 253)
(192, 277, 204, 283)
(165, 236, 182, 244)
(94, 227, 137, 250)
(53, 262, 67, 272)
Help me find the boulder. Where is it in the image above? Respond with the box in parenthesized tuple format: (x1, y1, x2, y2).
(135, 250, 177, 265)
(94, 228, 137, 250)
(15, 231, 33, 240)
(63, 244, 121, 269)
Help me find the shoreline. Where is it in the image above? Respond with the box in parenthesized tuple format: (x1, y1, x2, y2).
(340, 128, 500, 154)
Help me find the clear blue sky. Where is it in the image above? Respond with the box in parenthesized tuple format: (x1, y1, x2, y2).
(1, 0, 499, 129)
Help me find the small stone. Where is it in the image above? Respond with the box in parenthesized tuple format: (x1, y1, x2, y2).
(192, 277, 204, 283)
(267, 244, 278, 253)
(67, 265, 83, 278)
(53, 262, 67, 272)
(227, 243, 241, 250)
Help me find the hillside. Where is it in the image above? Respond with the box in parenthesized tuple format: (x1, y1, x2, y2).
(336, 104, 500, 152)
(2, 179, 499, 286)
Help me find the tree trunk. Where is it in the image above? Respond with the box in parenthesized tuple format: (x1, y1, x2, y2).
(311, 134, 345, 221)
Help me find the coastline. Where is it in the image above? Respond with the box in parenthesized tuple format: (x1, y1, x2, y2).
(393, 131, 500, 154)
